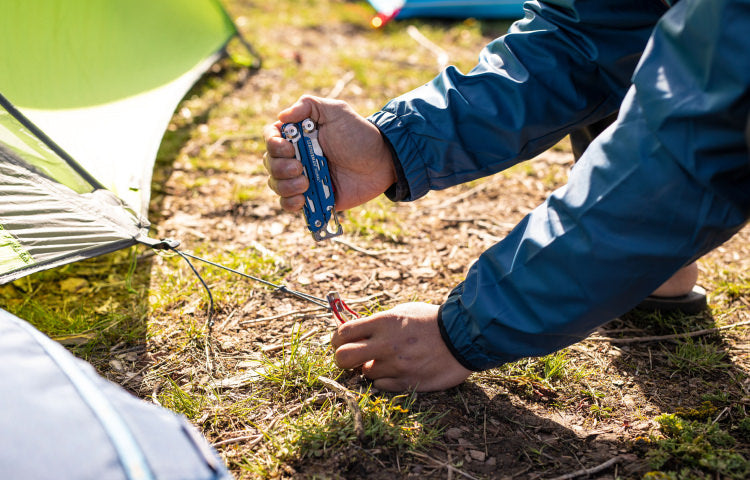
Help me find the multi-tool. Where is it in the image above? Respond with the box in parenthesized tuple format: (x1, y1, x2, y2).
(281, 118, 343, 241)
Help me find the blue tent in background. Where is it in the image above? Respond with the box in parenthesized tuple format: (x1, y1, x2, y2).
(367, 0, 526, 25)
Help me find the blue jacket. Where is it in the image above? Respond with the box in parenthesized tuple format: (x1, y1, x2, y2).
(368, 0, 750, 371)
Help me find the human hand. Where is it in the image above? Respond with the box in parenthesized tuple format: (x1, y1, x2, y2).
(262, 95, 396, 212)
(331, 302, 472, 392)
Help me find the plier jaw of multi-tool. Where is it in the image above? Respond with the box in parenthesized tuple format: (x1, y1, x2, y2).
(326, 291, 359, 324)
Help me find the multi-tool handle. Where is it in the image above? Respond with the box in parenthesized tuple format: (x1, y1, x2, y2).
(281, 119, 342, 241)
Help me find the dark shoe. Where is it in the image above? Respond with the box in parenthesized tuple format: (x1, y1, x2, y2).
(635, 285, 707, 315)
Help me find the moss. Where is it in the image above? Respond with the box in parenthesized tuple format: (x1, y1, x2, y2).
(645, 414, 750, 479)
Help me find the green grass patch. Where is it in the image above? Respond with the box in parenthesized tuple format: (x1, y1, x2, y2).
(343, 196, 404, 242)
(500, 350, 585, 387)
(240, 333, 444, 476)
(1, 248, 150, 359)
(150, 244, 288, 316)
(644, 413, 750, 479)
(665, 338, 732, 375)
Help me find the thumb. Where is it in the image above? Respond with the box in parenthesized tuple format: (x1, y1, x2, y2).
(278, 95, 321, 124)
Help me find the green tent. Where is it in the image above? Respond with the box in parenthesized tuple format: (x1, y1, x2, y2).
(0, 3, 259, 477)
(0, 0, 256, 284)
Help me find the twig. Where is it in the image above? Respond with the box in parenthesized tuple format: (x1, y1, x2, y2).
(408, 451, 480, 480)
(544, 456, 624, 480)
(240, 293, 383, 326)
(240, 308, 326, 326)
(407, 25, 448, 69)
(217, 309, 238, 332)
(333, 237, 408, 257)
(351, 443, 387, 469)
(483, 406, 488, 458)
(151, 379, 166, 406)
(475, 374, 558, 398)
(318, 376, 365, 441)
(586, 320, 750, 344)
(466, 228, 502, 243)
(327, 71, 355, 99)
(439, 216, 520, 231)
(212, 433, 263, 448)
(213, 395, 325, 449)
(261, 327, 320, 353)
(712, 406, 730, 424)
(447, 450, 453, 480)
(346, 293, 388, 305)
(205, 332, 215, 375)
(205, 133, 259, 156)
(424, 180, 493, 212)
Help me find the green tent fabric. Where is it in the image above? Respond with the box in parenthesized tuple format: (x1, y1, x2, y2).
(0, 0, 252, 284)
(0, 94, 149, 282)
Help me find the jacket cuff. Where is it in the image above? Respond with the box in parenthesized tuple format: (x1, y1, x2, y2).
(378, 129, 411, 202)
(367, 110, 430, 201)
(437, 301, 481, 372)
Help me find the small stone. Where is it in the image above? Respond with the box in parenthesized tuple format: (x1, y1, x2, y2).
(445, 427, 464, 440)
(469, 450, 486, 462)
(269, 222, 284, 235)
(378, 269, 401, 280)
(313, 271, 332, 282)
(412, 267, 437, 279)
(109, 359, 124, 372)
(124, 352, 138, 362)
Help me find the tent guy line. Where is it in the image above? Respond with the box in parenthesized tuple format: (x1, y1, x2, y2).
(165, 242, 360, 325)
(150, 238, 344, 323)
(149, 238, 358, 375)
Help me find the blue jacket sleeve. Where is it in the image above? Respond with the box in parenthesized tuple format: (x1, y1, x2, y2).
(369, 0, 668, 200)
(439, 0, 750, 371)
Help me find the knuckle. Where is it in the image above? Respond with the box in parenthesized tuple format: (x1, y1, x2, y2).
(266, 158, 287, 177)
(266, 177, 279, 193)
(275, 177, 305, 197)
(333, 348, 356, 368)
(280, 160, 303, 179)
(337, 322, 357, 341)
(279, 196, 304, 212)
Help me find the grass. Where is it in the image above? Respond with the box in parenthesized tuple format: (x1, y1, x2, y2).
(665, 338, 732, 375)
(492, 350, 587, 390)
(643, 412, 750, 479)
(232, 334, 445, 477)
(344, 196, 405, 242)
(1, 248, 151, 359)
